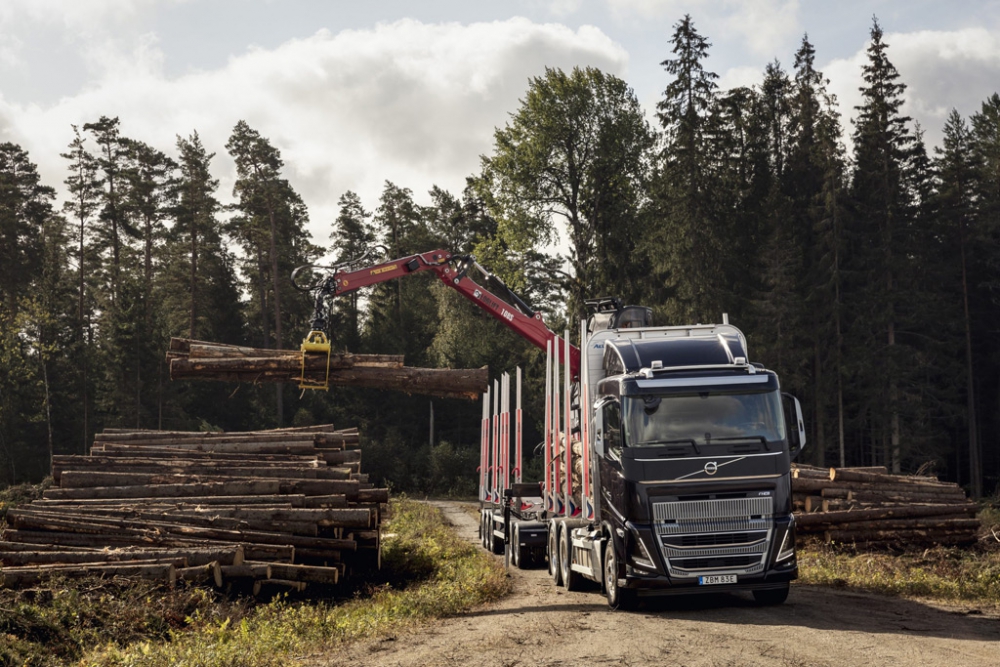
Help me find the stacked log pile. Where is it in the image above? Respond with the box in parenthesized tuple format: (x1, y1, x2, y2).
(0, 425, 387, 593)
(792, 465, 979, 549)
(167, 338, 488, 400)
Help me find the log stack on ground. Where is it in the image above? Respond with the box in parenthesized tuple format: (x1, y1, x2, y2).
(0, 425, 386, 592)
(167, 338, 488, 400)
(791, 464, 979, 549)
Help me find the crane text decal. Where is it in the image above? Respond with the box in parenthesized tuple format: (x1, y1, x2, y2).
(371, 265, 397, 275)
(474, 290, 514, 321)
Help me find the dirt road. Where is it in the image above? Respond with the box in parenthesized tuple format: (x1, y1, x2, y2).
(322, 501, 1000, 667)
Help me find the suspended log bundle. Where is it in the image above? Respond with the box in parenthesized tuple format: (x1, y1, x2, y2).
(166, 338, 488, 400)
(0, 425, 386, 592)
(791, 464, 979, 550)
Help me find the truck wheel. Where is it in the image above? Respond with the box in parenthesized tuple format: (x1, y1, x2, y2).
(752, 584, 790, 606)
(604, 540, 637, 610)
(559, 529, 582, 591)
(481, 514, 490, 550)
(548, 522, 562, 585)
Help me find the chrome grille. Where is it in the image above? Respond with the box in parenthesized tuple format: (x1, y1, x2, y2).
(653, 497, 772, 522)
(652, 497, 773, 579)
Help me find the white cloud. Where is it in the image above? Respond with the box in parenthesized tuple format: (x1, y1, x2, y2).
(824, 27, 1000, 153)
(548, 0, 584, 18)
(0, 18, 628, 251)
(718, 65, 764, 91)
(0, 0, 162, 33)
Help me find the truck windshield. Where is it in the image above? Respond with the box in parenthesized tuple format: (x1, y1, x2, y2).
(623, 390, 786, 447)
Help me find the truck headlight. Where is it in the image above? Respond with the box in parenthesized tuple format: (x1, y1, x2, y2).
(776, 522, 795, 563)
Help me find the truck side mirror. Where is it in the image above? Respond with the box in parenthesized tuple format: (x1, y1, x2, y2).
(781, 393, 807, 460)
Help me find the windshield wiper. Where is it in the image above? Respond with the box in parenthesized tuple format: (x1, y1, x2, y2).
(642, 439, 701, 456)
(711, 435, 770, 451)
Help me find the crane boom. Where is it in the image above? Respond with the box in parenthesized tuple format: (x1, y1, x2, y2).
(294, 249, 581, 379)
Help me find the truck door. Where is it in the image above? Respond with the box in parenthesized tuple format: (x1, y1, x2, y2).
(596, 398, 627, 528)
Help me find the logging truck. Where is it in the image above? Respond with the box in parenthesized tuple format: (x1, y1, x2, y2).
(294, 250, 807, 609)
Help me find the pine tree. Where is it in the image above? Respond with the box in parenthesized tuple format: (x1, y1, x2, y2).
(83, 116, 136, 308)
(226, 121, 320, 425)
(329, 190, 374, 350)
(60, 126, 101, 452)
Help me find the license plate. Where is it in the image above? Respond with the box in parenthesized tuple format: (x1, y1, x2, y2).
(699, 575, 736, 585)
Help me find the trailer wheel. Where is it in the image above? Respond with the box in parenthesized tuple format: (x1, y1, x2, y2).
(604, 540, 637, 610)
(548, 522, 562, 585)
(752, 584, 789, 606)
(480, 514, 490, 550)
(559, 529, 582, 591)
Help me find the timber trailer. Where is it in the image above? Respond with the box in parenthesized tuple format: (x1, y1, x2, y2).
(292, 249, 807, 609)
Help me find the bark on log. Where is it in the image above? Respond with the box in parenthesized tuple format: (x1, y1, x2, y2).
(266, 562, 339, 585)
(42, 480, 283, 500)
(33, 494, 311, 507)
(177, 562, 223, 587)
(795, 503, 978, 527)
(169, 345, 488, 399)
(791, 477, 964, 496)
(221, 563, 272, 580)
(827, 469, 955, 486)
(1, 530, 295, 561)
(356, 488, 389, 504)
(95, 442, 320, 455)
(94, 431, 326, 444)
(0, 546, 243, 567)
(0, 563, 176, 588)
(57, 469, 352, 488)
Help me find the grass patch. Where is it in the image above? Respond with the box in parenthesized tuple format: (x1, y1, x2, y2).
(0, 479, 50, 519)
(64, 497, 510, 666)
(799, 516, 1000, 608)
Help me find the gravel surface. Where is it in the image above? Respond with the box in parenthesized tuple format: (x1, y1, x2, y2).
(316, 500, 1000, 667)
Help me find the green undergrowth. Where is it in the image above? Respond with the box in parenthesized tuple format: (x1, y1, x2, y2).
(74, 497, 510, 666)
(799, 538, 1000, 608)
(0, 497, 509, 666)
(0, 479, 50, 520)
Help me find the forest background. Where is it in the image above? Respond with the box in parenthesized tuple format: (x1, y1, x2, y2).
(1, 16, 998, 498)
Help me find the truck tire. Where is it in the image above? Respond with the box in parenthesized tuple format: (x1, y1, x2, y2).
(559, 529, 582, 591)
(752, 584, 790, 606)
(604, 540, 637, 611)
(548, 522, 562, 585)
(481, 514, 490, 550)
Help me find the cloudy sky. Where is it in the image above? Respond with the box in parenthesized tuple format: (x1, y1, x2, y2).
(2, 0, 1000, 252)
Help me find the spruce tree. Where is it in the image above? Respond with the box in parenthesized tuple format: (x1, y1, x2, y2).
(653, 14, 725, 323)
(849, 18, 918, 472)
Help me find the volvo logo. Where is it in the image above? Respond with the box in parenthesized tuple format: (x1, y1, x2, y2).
(704, 461, 718, 476)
